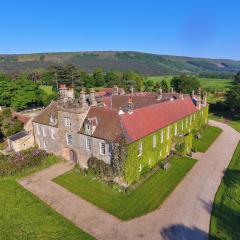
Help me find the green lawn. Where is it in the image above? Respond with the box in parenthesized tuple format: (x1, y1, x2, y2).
(147, 76, 233, 92)
(209, 113, 240, 133)
(192, 125, 222, 152)
(210, 142, 240, 240)
(0, 155, 94, 240)
(54, 156, 197, 220)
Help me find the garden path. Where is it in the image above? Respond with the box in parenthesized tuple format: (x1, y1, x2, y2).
(18, 120, 240, 240)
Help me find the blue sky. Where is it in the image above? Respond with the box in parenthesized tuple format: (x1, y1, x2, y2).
(0, 0, 240, 59)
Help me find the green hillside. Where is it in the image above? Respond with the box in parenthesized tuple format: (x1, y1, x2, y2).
(0, 51, 240, 75)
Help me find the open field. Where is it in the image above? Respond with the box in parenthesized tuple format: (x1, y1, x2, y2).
(192, 125, 222, 152)
(147, 76, 234, 92)
(0, 155, 94, 240)
(54, 156, 197, 220)
(210, 141, 240, 240)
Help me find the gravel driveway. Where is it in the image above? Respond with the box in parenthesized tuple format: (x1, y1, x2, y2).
(18, 120, 240, 240)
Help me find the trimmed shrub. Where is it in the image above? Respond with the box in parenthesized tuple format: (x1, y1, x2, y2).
(87, 157, 114, 179)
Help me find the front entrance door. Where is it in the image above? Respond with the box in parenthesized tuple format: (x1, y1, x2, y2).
(69, 149, 78, 164)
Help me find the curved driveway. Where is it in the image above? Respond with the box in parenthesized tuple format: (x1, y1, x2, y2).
(19, 120, 240, 240)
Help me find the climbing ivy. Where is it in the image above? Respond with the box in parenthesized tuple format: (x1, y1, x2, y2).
(123, 106, 209, 184)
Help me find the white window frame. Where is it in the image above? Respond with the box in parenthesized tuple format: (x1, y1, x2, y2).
(138, 142, 143, 157)
(43, 140, 47, 150)
(86, 138, 92, 151)
(193, 113, 196, 121)
(36, 125, 41, 135)
(153, 134, 156, 148)
(166, 145, 169, 154)
(190, 115, 192, 125)
(174, 123, 178, 135)
(161, 130, 164, 143)
(64, 117, 71, 127)
(66, 133, 73, 146)
(99, 141, 106, 155)
(181, 121, 184, 130)
(167, 126, 170, 139)
(51, 128, 55, 140)
(42, 126, 46, 137)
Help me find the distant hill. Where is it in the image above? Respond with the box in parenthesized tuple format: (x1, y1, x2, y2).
(0, 51, 240, 76)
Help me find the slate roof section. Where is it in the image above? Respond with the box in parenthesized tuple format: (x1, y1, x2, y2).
(100, 93, 182, 111)
(9, 131, 29, 141)
(80, 107, 123, 141)
(32, 101, 58, 126)
(119, 96, 198, 143)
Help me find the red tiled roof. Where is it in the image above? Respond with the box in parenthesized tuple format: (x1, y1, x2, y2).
(13, 113, 30, 125)
(120, 96, 198, 143)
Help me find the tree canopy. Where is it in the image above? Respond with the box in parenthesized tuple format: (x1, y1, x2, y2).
(225, 85, 240, 114)
(170, 75, 201, 93)
(234, 71, 240, 84)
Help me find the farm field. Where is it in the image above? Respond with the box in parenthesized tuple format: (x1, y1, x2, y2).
(147, 76, 234, 92)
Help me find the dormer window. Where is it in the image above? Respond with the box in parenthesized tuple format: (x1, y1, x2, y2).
(85, 123, 92, 135)
(49, 114, 57, 125)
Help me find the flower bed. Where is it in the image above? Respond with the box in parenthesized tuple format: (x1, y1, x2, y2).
(0, 148, 48, 176)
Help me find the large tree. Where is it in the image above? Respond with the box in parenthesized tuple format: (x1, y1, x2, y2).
(234, 71, 240, 84)
(93, 68, 105, 87)
(225, 85, 240, 114)
(170, 75, 201, 93)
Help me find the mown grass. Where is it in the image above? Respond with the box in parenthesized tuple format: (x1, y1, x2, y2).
(209, 113, 240, 133)
(54, 156, 197, 220)
(147, 76, 233, 92)
(192, 125, 222, 152)
(0, 155, 94, 240)
(210, 142, 240, 240)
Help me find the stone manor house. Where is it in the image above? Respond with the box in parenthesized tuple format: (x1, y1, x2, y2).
(32, 85, 208, 183)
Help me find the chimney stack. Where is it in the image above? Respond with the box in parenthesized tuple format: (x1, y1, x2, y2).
(90, 88, 97, 106)
(157, 88, 163, 101)
(80, 88, 88, 109)
(127, 97, 134, 114)
(130, 85, 134, 94)
(203, 92, 207, 106)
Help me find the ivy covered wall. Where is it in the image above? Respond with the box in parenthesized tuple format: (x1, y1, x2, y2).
(123, 105, 209, 184)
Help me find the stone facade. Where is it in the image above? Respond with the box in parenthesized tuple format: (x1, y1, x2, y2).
(33, 107, 112, 168)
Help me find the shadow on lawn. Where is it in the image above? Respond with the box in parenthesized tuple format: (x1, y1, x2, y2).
(160, 224, 209, 240)
(199, 198, 240, 240)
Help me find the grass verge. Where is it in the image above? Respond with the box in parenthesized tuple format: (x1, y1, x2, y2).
(0, 155, 94, 240)
(192, 125, 222, 152)
(54, 156, 196, 220)
(210, 142, 240, 240)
